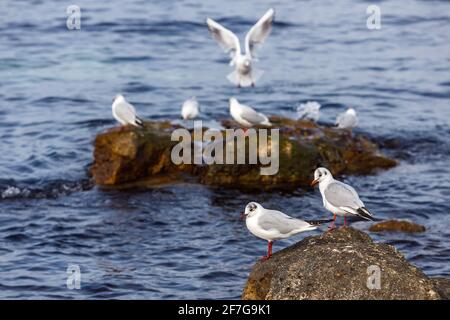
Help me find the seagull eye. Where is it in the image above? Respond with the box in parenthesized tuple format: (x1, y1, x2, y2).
(324, 172, 327, 175)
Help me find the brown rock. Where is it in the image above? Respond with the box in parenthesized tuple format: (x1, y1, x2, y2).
(369, 220, 426, 233)
(91, 118, 397, 189)
(242, 227, 443, 300)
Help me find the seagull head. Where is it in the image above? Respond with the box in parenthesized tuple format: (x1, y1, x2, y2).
(347, 108, 356, 116)
(241, 202, 261, 219)
(113, 94, 124, 103)
(311, 167, 333, 187)
(229, 97, 238, 106)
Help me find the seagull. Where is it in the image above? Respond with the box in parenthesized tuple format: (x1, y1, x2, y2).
(206, 8, 275, 87)
(242, 202, 329, 261)
(310, 167, 374, 229)
(181, 97, 200, 120)
(297, 101, 321, 122)
(229, 97, 271, 131)
(112, 94, 143, 128)
(336, 108, 358, 129)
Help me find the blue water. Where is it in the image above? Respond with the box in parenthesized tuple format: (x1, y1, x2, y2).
(0, 0, 449, 299)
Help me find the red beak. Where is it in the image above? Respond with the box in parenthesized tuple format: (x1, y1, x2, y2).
(310, 179, 319, 187)
(240, 212, 246, 220)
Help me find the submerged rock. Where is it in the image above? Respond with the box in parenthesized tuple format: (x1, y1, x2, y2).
(369, 220, 426, 233)
(91, 118, 397, 189)
(242, 227, 443, 300)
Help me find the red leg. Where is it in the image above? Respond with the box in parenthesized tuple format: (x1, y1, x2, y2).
(261, 241, 273, 261)
(328, 214, 337, 230)
(344, 216, 347, 226)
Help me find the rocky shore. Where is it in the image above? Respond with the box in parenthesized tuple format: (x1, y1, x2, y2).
(242, 227, 448, 300)
(90, 117, 397, 190)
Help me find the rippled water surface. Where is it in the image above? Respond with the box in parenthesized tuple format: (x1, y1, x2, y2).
(0, 0, 449, 299)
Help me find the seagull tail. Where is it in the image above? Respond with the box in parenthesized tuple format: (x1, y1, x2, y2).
(227, 71, 241, 87)
(305, 219, 334, 226)
(134, 116, 144, 128)
(356, 207, 374, 221)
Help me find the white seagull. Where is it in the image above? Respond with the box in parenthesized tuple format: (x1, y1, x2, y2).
(112, 94, 143, 128)
(229, 97, 271, 130)
(311, 167, 373, 229)
(297, 101, 321, 122)
(336, 108, 358, 129)
(181, 97, 200, 120)
(242, 202, 324, 261)
(206, 8, 275, 87)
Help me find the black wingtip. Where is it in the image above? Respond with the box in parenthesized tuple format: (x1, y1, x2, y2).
(357, 207, 374, 221)
(306, 219, 334, 226)
(135, 117, 144, 128)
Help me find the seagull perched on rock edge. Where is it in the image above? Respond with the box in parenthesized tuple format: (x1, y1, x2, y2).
(242, 202, 331, 261)
(311, 167, 374, 229)
(112, 94, 143, 128)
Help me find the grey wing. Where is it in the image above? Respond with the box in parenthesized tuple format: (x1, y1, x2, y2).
(258, 210, 313, 234)
(245, 8, 275, 57)
(239, 104, 268, 124)
(206, 18, 241, 58)
(324, 182, 364, 209)
(116, 101, 137, 124)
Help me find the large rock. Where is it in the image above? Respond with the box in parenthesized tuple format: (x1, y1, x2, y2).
(242, 227, 443, 300)
(91, 118, 397, 190)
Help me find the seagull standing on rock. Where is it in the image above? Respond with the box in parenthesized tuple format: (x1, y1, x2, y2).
(112, 94, 143, 128)
(311, 167, 374, 229)
(242, 202, 328, 261)
(336, 107, 358, 129)
(181, 97, 200, 120)
(229, 97, 271, 132)
(206, 8, 275, 87)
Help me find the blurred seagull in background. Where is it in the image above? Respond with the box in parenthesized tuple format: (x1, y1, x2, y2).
(296, 101, 321, 122)
(206, 8, 275, 87)
(181, 97, 200, 120)
(336, 107, 358, 129)
(112, 94, 143, 128)
(242, 202, 328, 261)
(311, 167, 374, 229)
(229, 97, 271, 131)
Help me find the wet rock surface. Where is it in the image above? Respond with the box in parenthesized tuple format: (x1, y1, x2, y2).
(91, 118, 397, 190)
(242, 227, 444, 300)
(369, 220, 426, 233)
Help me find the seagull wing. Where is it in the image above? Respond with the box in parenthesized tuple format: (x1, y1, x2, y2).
(239, 103, 270, 125)
(115, 101, 138, 125)
(324, 182, 364, 213)
(206, 18, 241, 59)
(258, 209, 315, 235)
(244, 8, 275, 58)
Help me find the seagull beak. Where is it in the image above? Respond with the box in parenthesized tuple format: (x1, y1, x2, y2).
(310, 179, 319, 187)
(240, 212, 246, 220)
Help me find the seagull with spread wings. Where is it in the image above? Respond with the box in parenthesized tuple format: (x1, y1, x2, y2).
(206, 8, 275, 87)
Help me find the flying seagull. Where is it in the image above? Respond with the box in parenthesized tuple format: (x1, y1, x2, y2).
(242, 202, 328, 261)
(206, 8, 275, 87)
(311, 167, 374, 229)
(112, 94, 143, 128)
